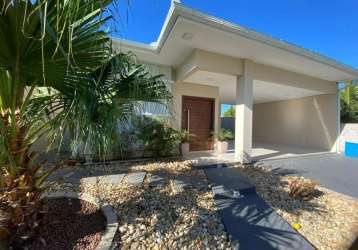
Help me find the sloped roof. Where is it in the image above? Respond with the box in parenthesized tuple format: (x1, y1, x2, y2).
(113, 2, 358, 82)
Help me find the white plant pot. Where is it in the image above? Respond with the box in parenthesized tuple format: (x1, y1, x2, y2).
(181, 143, 190, 155)
(217, 141, 228, 154)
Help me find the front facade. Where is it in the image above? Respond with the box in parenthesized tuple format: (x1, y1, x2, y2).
(114, 2, 358, 163)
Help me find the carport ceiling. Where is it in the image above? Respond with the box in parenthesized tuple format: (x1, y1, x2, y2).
(185, 70, 323, 104)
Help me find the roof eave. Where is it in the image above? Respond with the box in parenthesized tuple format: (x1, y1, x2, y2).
(113, 1, 358, 80)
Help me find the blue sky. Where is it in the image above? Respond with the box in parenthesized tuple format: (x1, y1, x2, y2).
(110, 0, 358, 115)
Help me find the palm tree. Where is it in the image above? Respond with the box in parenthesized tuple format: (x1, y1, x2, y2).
(0, 0, 171, 246)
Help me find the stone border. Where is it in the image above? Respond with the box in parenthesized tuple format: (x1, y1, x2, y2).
(46, 191, 118, 250)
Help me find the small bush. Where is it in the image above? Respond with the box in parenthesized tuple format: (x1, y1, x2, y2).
(179, 130, 195, 143)
(215, 129, 234, 142)
(134, 116, 181, 158)
(288, 177, 317, 201)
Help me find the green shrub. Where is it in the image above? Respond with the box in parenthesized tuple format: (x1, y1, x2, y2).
(179, 130, 195, 143)
(134, 117, 181, 158)
(215, 129, 234, 141)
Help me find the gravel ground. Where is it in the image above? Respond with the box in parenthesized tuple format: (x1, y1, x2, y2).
(49, 159, 358, 250)
(52, 160, 232, 250)
(235, 164, 358, 250)
(26, 198, 106, 250)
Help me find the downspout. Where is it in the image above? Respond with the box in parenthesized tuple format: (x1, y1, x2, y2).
(336, 82, 341, 153)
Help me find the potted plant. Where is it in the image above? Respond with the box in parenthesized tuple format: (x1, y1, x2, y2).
(216, 129, 234, 153)
(179, 130, 194, 155)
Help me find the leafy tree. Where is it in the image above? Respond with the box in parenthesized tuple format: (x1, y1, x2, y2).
(223, 106, 235, 117)
(340, 81, 358, 123)
(0, 0, 171, 246)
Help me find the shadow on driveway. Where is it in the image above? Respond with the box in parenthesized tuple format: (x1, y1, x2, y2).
(260, 153, 358, 199)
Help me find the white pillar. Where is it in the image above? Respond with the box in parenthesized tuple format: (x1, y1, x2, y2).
(235, 60, 254, 163)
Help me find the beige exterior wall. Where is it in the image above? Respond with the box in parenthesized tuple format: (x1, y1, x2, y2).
(253, 94, 338, 151)
(142, 62, 173, 81)
(176, 49, 243, 81)
(253, 63, 337, 93)
(171, 82, 220, 135)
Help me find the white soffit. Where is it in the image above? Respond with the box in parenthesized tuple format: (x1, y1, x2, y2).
(185, 70, 324, 104)
(253, 80, 323, 104)
(113, 2, 358, 82)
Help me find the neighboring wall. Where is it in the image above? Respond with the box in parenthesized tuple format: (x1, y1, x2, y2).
(253, 94, 338, 151)
(172, 82, 220, 135)
(339, 123, 358, 152)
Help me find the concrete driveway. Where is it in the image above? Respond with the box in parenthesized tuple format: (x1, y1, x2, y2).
(260, 153, 358, 199)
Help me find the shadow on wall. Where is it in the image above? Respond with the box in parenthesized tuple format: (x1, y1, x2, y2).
(313, 97, 333, 150)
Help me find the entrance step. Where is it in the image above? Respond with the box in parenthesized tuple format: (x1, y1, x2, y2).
(205, 167, 256, 195)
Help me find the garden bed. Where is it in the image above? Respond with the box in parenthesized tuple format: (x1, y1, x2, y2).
(51, 160, 232, 250)
(236, 164, 358, 250)
(25, 198, 106, 250)
(48, 159, 358, 250)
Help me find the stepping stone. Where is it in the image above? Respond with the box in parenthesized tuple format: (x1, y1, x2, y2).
(205, 167, 256, 195)
(63, 169, 91, 184)
(81, 174, 125, 186)
(215, 194, 314, 250)
(148, 172, 168, 188)
(101, 174, 125, 185)
(81, 176, 100, 185)
(127, 172, 146, 186)
(172, 176, 191, 189)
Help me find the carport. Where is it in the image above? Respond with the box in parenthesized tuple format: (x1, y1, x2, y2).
(214, 58, 340, 162)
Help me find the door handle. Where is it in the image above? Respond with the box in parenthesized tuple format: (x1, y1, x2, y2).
(187, 109, 190, 133)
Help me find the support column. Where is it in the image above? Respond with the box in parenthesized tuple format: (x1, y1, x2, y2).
(235, 60, 254, 163)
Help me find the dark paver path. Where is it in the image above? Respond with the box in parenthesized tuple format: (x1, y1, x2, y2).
(204, 165, 314, 250)
(260, 153, 358, 199)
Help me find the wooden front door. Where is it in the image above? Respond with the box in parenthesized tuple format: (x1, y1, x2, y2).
(182, 96, 214, 151)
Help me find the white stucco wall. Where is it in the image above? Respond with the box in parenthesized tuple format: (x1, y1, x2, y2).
(253, 62, 337, 93)
(141, 63, 174, 116)
(176, 49, 243, 81)
(253, 94, 338, 151)
(339, 123, 358, 152)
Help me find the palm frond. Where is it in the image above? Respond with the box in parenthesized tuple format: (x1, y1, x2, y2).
(45, 53, 173, 158)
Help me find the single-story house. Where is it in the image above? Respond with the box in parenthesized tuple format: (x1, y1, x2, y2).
(113, 1, 358, 163)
